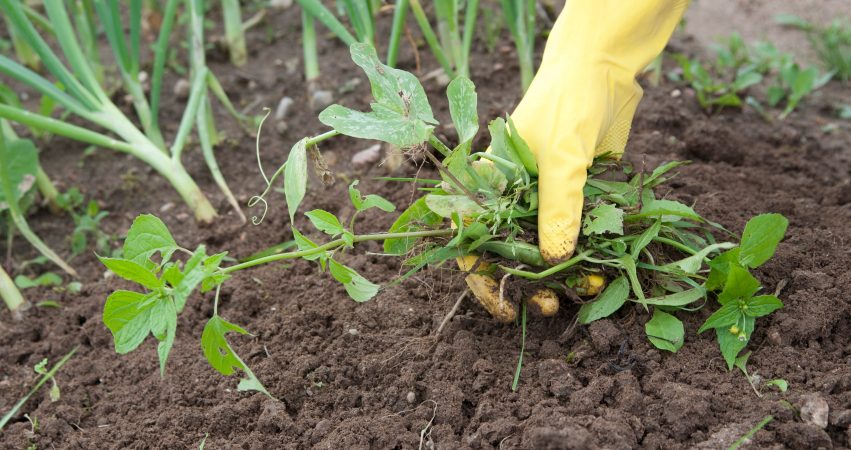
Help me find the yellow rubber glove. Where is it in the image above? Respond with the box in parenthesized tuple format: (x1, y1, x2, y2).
(463, 0, 690, 322)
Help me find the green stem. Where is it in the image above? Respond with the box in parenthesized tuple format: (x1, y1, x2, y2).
(35, 166, 60, 211)
(460, 0, 479, 77)
(223, 229, 453, 274)
(221, 0, 247, 66)
(0, 347, 77, 430)
(427, 133, 452, 157)
(409, 0, 455, 78)
(499, 250, 593, 280)
(296, 0, 358, 46)
(302, 8, 319, 82)
(386, 0, 409, 67)
(0, 264, 26, 314)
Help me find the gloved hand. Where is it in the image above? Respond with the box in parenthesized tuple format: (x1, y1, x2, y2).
(463, 0, 690, 322)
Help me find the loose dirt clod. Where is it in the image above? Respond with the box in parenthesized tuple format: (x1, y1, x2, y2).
(800, 394, 830, 429)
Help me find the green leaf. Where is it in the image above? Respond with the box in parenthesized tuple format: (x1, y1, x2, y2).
(577, 276, 629, 324)
(631, 219, 661, 259)
(718, 265, 761, 305)
(284, 139, 308, 224)
(122, 214, 178, 266)
(583, 203, 624, 236)
(148, 296, 177, 376)
(635, 161, 689, 188)
(328, 259, 380, 302)
(765, 379, 789, 392)
(305, 209, 345, 236)
(384, 197, 443, 255)
(639, 286, 706, 307)
(201, 315, 274, 398)
(617, 255, 645, 302)
(292, 229, 325, 262)
(745, 295, 783, 317)
(424, 194, 484, 218)
(102, 290, 156, 354)
(318, 43, 435, 148)
(716, 315, 754, 370)
(738, 213, 788, 268)
(0, 137, 37, 209)
(645, 309, 684, 352)
(348, 180, 395, 212)
(506, 116, 538, 177)
(660, 242, 736, 274)
(706, 248, 741, 291)
(698, 302, 741, 333)
(446, 77, 478, 149)
(638, 199, 702, 222)
(14, 272, 62, 289)
(99, 257, 162, 290)
(169, 246, 224, 312)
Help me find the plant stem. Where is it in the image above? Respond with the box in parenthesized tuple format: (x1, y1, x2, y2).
(296, 0, 358, 47)
(409, 0, 455, 78)
(302, 8, 319, 82)
(0, 264, 25, 314)
(499, 250, 593, 280)
(223, 229, 453, 274)
(34, 166, 60, 211)
(511, 300, 526, 391)
(386, 0, 409, 67)
(0, 346, 77, 430)
(221, 0, 247, 66)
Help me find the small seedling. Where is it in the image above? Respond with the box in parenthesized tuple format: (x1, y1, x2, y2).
(777, 14, 851, 81)
(0, 347, 76, 431)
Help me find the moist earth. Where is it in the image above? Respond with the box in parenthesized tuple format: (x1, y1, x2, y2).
(2, 6, 851, 450)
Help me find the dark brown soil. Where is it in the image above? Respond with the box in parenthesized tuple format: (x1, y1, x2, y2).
(2, 5, 851, 450)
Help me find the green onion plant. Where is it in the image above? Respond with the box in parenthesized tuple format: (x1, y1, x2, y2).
(221, 0, 248, 66)
(409, 0, 479, 79)
(0, 0, 251, 223)
(500, 0, 537, 91)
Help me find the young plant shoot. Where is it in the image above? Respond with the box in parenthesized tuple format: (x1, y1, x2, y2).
(101, 44, 790, 393)
(0, 0, 250, 223)
(500, 0, 537, 91)
(409, 0, 479, 79)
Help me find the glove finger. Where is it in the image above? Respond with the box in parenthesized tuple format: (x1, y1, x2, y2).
(537, 139, 588, 264)
(595, 82, 644, 158)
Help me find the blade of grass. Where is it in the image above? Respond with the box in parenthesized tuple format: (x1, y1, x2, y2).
(386, 0, 409, 67)
(150, 0, 180, 138)
(0, 347, 77, 430)
(302, 7, 319, 81)
(296, 0, 358, 47)
(197, 93, 246, 223)
(511, 301, 527, 391)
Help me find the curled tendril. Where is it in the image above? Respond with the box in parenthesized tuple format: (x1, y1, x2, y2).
(248, 108, 274, 225)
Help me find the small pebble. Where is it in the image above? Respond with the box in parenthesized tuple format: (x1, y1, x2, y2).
(269, 0, 293, 8)
(670, 89, 681, 98)
(352, 144, 381, 166)
(348, 328, 359, 336)
(173, 78, 190, 100)
(310, 90, 334, 111)
(159, 202, 175, 213)
(274, 96, 294, 120)
(801, 393, 829, 429)
(406, 391, 416, 404)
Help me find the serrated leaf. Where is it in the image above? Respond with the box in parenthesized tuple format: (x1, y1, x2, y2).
(577, 276, 629, 324)
(738, 213, 788, 268)
(284, 139, 308, 224)
(583, 203, 624, 236)
(122, 214, 178, 266)
(645, 309, 684, 352)
(328, 259, 379, 302)
(148, 297, 177, 376)
(305, 209, 345, 236)
(424, 194, 484, 218)
(447, 77, 478, 149)
(745, 295, 783, 317)
(292, 229, 325, 262)
(102, 290, 156, 354)
(384, 197, 443, 255)
(201, 315, 273, 398)
(99, 257, 162, 290)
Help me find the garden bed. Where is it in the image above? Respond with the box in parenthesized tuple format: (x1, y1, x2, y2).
(2, 5, 850, 449)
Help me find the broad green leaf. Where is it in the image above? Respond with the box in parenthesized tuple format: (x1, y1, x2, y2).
(148, 297, 177, 376)
(631, 219, 661, 259)
(583, 204, 624, 236)
(765, 379, 789, 392)
(745, 295, 783, 317)
(472, 161, 508, 194)
(292, 229, 325, 262)
(738, 213, 788, 268)
(577, 276, 629, 324)
(645, 309, 684, 352)
(446, 77, 478, 148)
(0, 138, 37, 209)
(170, 246, 224, 312)
(633, 161, 689, 189)
(639, 286, 706, 307)
(638, 199, 702, 222)
(284, 139, 308, 224)
(328, 259, 379, 302)
(706, 248, 741, 291)
(201, 315, 273, 398)
(424, 194, 484, 218)
(103, 290, 156, 354)
(660, 242, 736, 274)
(14, 272, 62, 289)
(698, 302, 741, 333)
(487, 118, 524, 182)
(99, 257, 162, 290)
(318, 43, 435, 148)
(716, 315, 754, 370)
(122, 214, 178, 266)
(385, 197, 443, 255)
(305, 209, 345, 236)
(718, 265, 761, 305)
